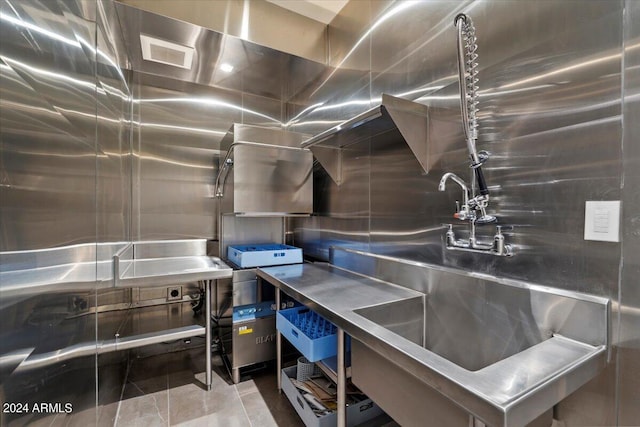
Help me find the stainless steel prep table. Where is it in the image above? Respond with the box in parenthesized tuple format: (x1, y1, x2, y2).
(257, 261, 609, 427)
(257, 262, 423, 427)
(0, 240, 233, 391)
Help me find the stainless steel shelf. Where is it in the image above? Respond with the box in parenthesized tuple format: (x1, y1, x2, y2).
(2, 302, 207, 375)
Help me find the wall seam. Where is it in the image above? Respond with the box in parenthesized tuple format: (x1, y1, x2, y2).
(614, 1, 628, 425)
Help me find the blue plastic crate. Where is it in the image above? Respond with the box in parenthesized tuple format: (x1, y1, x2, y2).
(227, 243, 302, 268)
(277, 306, 339, 362)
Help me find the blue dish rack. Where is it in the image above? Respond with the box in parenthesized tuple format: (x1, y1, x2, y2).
(227, 243, 302, 268)
(277, 306, 345, 362)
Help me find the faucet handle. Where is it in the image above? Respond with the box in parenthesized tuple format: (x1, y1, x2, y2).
(453, 201, 471, 220)
(454, 201, 461, 218)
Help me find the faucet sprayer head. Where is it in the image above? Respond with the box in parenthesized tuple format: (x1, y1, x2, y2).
(475, 214, 497, 225)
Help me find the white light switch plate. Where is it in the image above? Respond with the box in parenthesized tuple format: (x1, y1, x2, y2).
(584, 201, 621, 242)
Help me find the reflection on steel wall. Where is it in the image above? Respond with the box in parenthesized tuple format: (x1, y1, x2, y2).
(97, 0, 132, 245)
(95, 0, 133, 423)
(290, 0, 631, 425)
(0, 0, 99, 251)
(131, 76, 238, 240)
(0, 1, 100, 425)
(129, 73, 292, 240)
(294, 0, 624, 296)
(0, 0, 133, 425)
(113, 3, 327, 240)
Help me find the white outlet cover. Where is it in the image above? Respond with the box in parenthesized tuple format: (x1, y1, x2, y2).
(584, 200, 621, 242)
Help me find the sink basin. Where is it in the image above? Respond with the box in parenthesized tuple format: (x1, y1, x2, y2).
(333, 248, 610, 427)
(355, 284, 554, 371)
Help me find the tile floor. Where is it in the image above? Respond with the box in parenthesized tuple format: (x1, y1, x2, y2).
(111, 347, 295, 427)
(113, 347, 397, 427)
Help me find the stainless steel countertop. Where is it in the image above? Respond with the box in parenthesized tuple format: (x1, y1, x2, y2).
(0, 259, 112, 297)
(0, 240, 233, 297)
(116, 256, 232, 287)
(257, 262, 608, 427)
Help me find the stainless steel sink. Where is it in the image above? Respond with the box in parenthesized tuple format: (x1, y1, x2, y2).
(354, 297, 425, 347)
(355, 285, 556, 371)
(334, 248, 611, 427)
(258, 249, 610, 427)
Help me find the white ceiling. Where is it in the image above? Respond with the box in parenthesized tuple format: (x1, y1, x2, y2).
(266, 0, 349, 24)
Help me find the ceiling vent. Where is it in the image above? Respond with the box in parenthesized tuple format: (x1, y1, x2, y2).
(140, 34, 194, 69)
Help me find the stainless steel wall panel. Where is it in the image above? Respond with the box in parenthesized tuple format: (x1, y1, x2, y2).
(284, 0, 374, 137)
(241, 92, 283, 127)
(288, 74, 372, 137)
(0, 2, 100, 425)
(220, 216, 284, 259)
(368, 123, 461, 262)
(288, 1, 629, 425)
(283, 55, 330, 103)
(326, 0, 374, 69)
(294, 140, 371, 259)
(132, 77, 241, 240)
(295, 0, 625, 299)
(1, 0, 99, 251)
(617, 0, 640, 424)
(96, 0, 132, 246)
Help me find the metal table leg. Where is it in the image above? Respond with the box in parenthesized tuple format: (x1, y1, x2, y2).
(205, 279, 212, 391)
(469, 415, 487, 427)
(337, 327, 346, 427)
(276, 287, 282, 392)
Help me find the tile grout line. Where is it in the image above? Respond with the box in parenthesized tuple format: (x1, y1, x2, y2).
(166, 366, 170, 427)
(234, 383, 254, 427)
(113, 359, 133, 427)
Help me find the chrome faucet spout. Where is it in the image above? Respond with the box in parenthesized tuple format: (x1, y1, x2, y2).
(439, 172, 473, 222)
(438, 173, 469, 202)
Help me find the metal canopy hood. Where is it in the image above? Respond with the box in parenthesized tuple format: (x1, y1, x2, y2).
(301, 94, 434, 185)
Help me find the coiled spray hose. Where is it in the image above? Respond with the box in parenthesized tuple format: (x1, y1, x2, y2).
(454, 13, 489, 196)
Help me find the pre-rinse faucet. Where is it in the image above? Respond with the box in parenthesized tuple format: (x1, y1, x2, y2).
(438, 172, 511, 256)
(438, 13, 513, 257)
